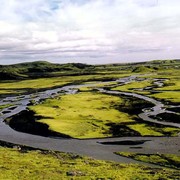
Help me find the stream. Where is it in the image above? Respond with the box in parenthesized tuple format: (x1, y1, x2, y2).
(0, 75, 179, 166)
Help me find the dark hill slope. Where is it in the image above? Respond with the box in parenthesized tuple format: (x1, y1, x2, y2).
(0, 59, 179, 80)
(0, 61, 93, 80)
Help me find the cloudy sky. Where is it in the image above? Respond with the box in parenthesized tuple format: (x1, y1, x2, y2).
(0, 0, 180, 64)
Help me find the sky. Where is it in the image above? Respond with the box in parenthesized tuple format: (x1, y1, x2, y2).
(0, 0, 180, 65)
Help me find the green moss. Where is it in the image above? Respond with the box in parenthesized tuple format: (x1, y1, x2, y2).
(150, 91, 180, 103)
(0, 146, 179, 180)
(27, 91, 179, 138)
(132, 66, 155, 73)
(112, 68, 180, 103)
(78, 82, 118, 92)
(1, 61, 180, 138)
(0, 104, 12, 110)
(143, 69, 180, 103)
(116, 152, 180, 169)
(111, 80, 153, 95)
(157, 79, 180, 91)
(112, 80, 151, 91)
(0, 73, 129, 96)
(29, 92, 133, 138)
(127, 124, 163, 136)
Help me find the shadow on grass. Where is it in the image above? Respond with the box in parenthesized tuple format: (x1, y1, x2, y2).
(116, 152, 180, 169)
(113, 95, 154, 115)
(99, 140, 149, 145)
(106, 122, 141, 137)
(150, 113, 180, 124)
(6, 110, 71, 138)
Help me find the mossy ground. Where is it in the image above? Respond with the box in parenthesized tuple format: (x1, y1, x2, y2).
(111, 69, 180, 104)
(30, 92, 133, 138)
(0, 73, 129, 96)
(1, 64, 179, 138)
(143, 69, 180, 103)
(0, 145, 179, 180)
(112, 79, 153, 94)
(0, 104, 12, 110)
(116, 152, 180, 169)
(29, 91, 179, 138)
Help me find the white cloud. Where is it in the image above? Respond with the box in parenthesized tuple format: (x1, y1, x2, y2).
(0, 0, 180, 64)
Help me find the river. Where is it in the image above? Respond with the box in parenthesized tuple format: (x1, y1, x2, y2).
(0, 75, 179, 165)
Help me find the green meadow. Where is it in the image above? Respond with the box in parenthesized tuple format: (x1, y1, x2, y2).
(29, 92, 133, 138)
(0, 73, 128, 96)
(0, 104, 12, 110)
(112, 79, 153, 94)
(111, 68, 180, 103)
(0, 144, 179, 180)
(29, 90, 179, 138)
(2, 60, 180, 138)
(116, 152, 180, 169)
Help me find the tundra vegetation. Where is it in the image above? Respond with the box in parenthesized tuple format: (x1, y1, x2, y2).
(0, 104, 12, 110)
(116, 152, 180, 169)
(0, 60, 180, 179)
(0, 141, 179, 180)
(28, 91, 179, 138)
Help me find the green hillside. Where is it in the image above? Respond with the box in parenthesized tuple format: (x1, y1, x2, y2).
(0, 61, 93, 80)
(0, 59, 179, 80)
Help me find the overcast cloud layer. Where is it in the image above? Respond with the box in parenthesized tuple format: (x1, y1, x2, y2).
(0, 0, 180, 64)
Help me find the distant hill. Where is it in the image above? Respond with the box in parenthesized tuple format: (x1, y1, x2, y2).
(131, 59, 180, 72)
(0, 59, 179, 80)
(0, 61, 93, 80)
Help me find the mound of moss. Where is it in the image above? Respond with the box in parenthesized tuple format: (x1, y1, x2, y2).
(132, 66, 155, 73)
(116, 152, 180, 169)
(0, 142, 179, 180)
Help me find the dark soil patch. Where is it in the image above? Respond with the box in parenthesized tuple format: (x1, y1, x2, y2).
(150, 113, 180, 124)
(6, 110, 71, 138)
(130, 147, 143, 149)
(106, 122, 141, 137)
(100, 140, 149, 145)
(8, 106, 17, 110)
(0, 139, 41, 153)
(118, 153, 180, 169)
(2, 110, 11, 114)
(166, 107, 180, 113)
(113, 96, 154, 115)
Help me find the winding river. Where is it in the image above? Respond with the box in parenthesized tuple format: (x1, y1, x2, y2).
(0, 75, 179, 165)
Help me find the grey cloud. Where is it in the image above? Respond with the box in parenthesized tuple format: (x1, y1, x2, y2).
(0, 0, 180, 64)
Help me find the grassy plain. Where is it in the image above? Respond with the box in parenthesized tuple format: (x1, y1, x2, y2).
(1, 61, 179, 138)
(29, 91, 179, 138)
(0, 104, 12, 110)
(0, 73, 129, 96)
(142, 69, 180, 102)
(116, 152, 180, 169)
(112, 79, 153, 94)
(111, 68, 180, 103)
(0, 145, 179, 180)
(29, 92, 133, 138)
